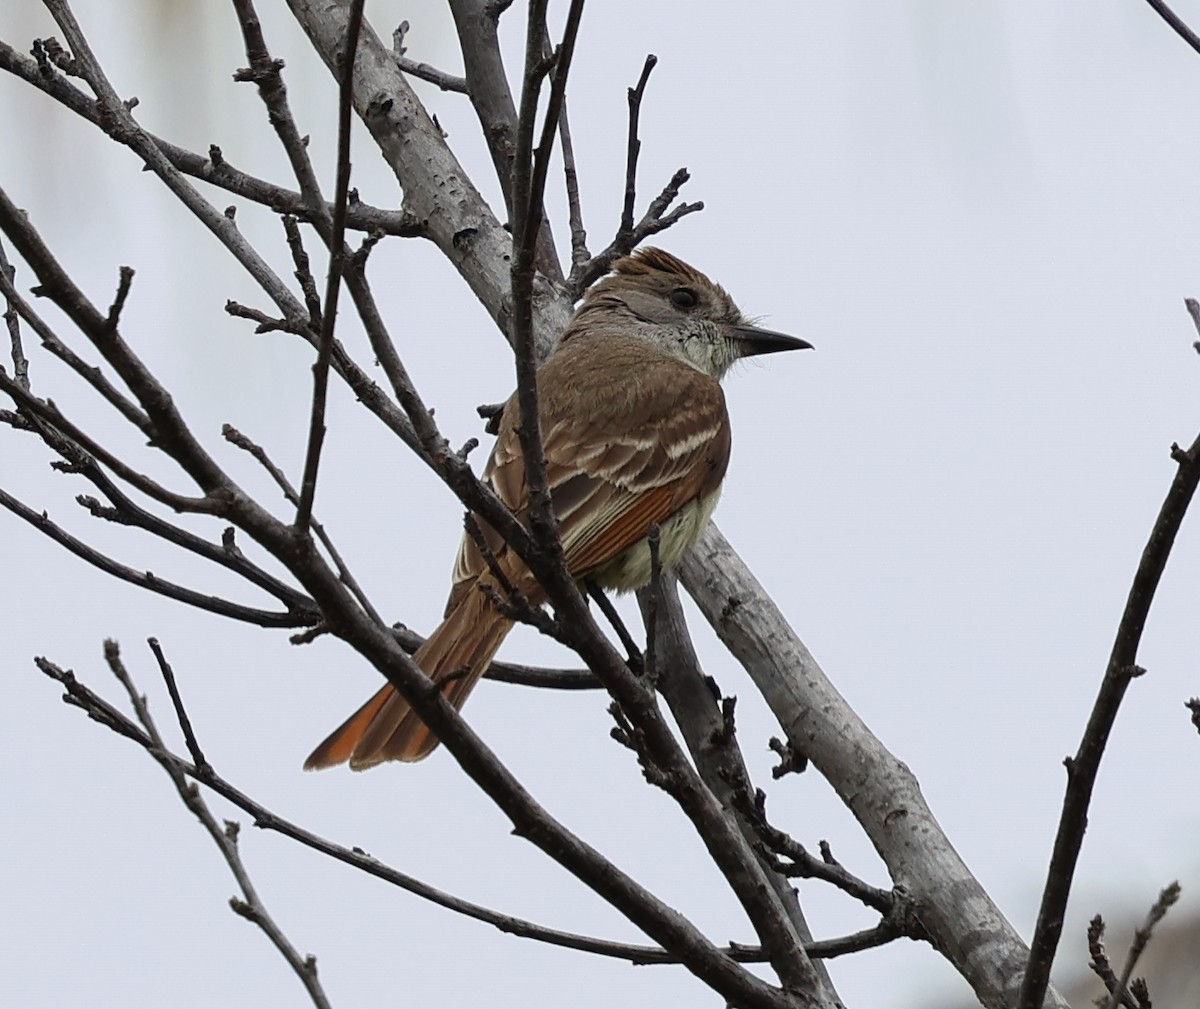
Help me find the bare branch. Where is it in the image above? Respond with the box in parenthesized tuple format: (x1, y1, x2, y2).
(223, 424, 382, 624)
(280, 216, 323, 326)
(32, 649, 867, 969)
(572, 177, 703, 293)
(38, 8, 313, 333)
(12, 413, 314, 615)
(680, 522, 1073, 1009)
(290, 1, 572, 356)
(0, 367, 217, 514)
(392, 20, 468, 94)
(620, 55, 657, 239)
(148, 636, 210, 775)
(1020, 431, 1200, 1009)
(508, 0, 582, 582)
(557, 91, 588, 272)
(447, 0, 563, 282)
(0, 485, 305, 627)
(638, 574, 844, 998)
(585, 581, 642, 669)
(1102, 882, 1180, 1009)
(462, 513, 561, 638)
(0, 259, 151, 435)
(1141, 0, 1200, 57)
(741, 790, 893, 915)
(36, 635, 796, 1009)
(481, 659, 597, 689)
(226, 0, 366, 533)
(0, 39, 422, 238)
(1, 240, 31, 391)
(97, 641, 332, 1009)
(568, 67, 705, 298)
(643, 525, 661, 679)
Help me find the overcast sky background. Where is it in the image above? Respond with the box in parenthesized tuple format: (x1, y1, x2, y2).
(3, 2, 1199, 1007)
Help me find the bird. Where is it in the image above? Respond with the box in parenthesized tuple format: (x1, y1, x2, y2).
(304, 247, 811, 770)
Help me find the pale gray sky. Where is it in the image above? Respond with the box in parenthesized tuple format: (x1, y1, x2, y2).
(2, 2, 1199, 1008)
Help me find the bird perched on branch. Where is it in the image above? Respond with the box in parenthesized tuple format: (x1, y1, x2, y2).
(305, 248, 811, 770)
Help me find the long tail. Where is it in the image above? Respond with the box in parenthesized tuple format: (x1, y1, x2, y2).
(304, 587, 513, 770)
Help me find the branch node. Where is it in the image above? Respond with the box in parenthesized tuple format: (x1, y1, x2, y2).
(477, 401, 505, 435)
(768, 735, 808, 777)
(104, 266, 134, 331)
(1185, 697, 1200, 735)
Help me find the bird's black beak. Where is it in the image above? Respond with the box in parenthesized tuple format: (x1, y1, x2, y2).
(730, 324, 813, 357)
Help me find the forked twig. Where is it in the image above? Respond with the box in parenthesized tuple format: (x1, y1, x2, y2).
(95, 641, 332, 1009)
(223, 424, 382, 625)
(1101, 883, 1180, 1009)
(33, 648, 869, 969)
(567, 59, 704, 295)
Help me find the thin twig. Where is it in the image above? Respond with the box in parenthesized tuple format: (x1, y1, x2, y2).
(0, 261, 151, 434)
(568, 76, 705, 298)
(1087, 916, 1141, 1009)
(0, 39, 421, 237)
(223, 424, 382, 625)
(294, 0, 365, 533)
(643, 524, 661, 680)
(1, 239, 30, 391)
(0, 485, 304, 627)
(1102, 883, 1180, 1009)
(147, 636, 210, 774)
(1019, 431, 1200, 1009)
(742, 789, 893, 914)
(1185, 297, 1200, 354)
(396, 59, 468, 93)
(557, 91, 588, 273)
(447, 0, 563, 281)
(104, 265, 134, 329)
(32, 651, 878, 968)
(97, 641, 332, 1009)
(0, 167, 240, 509)
(462, 514, 560, 637)
(37, 6, 315, 337)
(619, 55, 657, 240)
(508, 0, 584, 585)
(0, 365, 216, 513)
(281, 215, 324, 327)
(5, 410, 314, 615)
(585, 581, 643, 668)
(1141, 0, 1200, 56)
(393, 25, 468, 97)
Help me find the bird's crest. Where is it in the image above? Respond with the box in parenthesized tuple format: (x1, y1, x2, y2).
(611, 247, 720, 292)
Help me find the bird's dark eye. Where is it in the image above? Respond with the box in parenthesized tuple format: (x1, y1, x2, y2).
(670, 287, 699, 309)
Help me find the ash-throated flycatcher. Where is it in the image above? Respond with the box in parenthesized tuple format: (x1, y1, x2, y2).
(305, 248, 811, 770)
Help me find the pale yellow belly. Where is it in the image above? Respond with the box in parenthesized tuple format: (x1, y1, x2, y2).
(590, 488, 721, 593)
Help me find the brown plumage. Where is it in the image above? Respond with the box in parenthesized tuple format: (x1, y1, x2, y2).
(304, 248, 810, 770)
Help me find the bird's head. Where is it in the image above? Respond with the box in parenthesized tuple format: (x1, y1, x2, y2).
(567, 247, 812, 378)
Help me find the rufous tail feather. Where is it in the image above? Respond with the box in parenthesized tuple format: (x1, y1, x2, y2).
(304, 587, 513, 770)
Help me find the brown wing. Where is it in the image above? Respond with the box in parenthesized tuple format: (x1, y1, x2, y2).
(448, 334, 730, 596)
